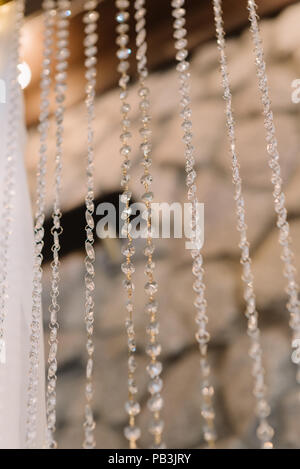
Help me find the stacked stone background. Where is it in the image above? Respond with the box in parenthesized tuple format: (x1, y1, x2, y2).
(25, 3, 300, 449)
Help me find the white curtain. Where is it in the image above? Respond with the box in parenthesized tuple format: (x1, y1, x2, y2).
(0, 2, 46, 449)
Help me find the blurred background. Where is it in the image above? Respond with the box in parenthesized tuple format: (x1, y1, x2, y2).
(21, 0, 300, 448)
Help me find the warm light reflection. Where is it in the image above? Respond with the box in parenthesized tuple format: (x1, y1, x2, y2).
(17, 61, 31, 89)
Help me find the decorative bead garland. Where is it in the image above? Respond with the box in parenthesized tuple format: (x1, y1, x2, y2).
(0, 0, 24, 353)
(134, 0, 165, 449)
(82, 0, 99, 450)
(212, 0, 274, 449)
(115, 0, 141, 449)
(26, 0, 55, 449)
(46, 0, 71, 449)
(247, 0, 300, 386)
(171, 0, 216, 448)
(0, 0, 24, 364)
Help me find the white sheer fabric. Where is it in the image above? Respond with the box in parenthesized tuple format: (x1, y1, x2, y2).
(0, 2, 46, 449)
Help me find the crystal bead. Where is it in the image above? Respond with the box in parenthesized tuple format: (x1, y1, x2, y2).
(85, 46, 97, 58)
(175, 38, 187, 50)
(121, 102, 131, 113)
(145, 261, 155, 275)
(125, 400, 141, 416)
(121, 244, 135, 257)
(172, 8, 186, 18)
(176, 60, 189, 72)
(128, 356, 137, 373)
(148, 377, 163, 394)
(148, 394, 163, 412)
(117, 48, 132, 60)
(116, 34, 129, 47)
(48, 362, 57, 377)
(146, 343, 162, 358)
(256, 400, 271, 419)
(145, 300, 158, 314)
(116, 23, 129, 34)
(171, 0, 185, 7)
(147, 321, 159, 335)
(142, 192, 154, 202)
(123, 279, 135, 292)
(83, 11, 99, 23)
(85, 56, 97, 68)
(136, 29, 146, 47)
(149, 419, 164, 436)
(128, 338, 136, 352)
(141, 142, 152, 155)
(204, 428, 217, 443)
(140, 99, 150, 111)
(143, 243, 155, 256)
(202, 385, 214, 398)
(174, 27, 187, 39)
(116, 0, 130, 9)
(174, 17, 186, 28)
(128, 378, 138, 394)
(121, 222, 132, 237)
(121, 262, 135, 275)
(120, 144, 131, 156)
(116, 11, 129, 23)
(84, 33, 98, 47)
(141, 114, 151, 125)
(145, 281, 158, 295)
(124, 425, 141, 441)
(86, 339, 94, 355)
(147, 361, 162, 378)
(256, 420, 274, 442)
(86, 358, 93, 379)
(195, 330, 210, 345)
(201, 408, 215, 420)
(140, 174, 153, 185)
(120, 190, 132, 203)
(117, 61, 130, 73)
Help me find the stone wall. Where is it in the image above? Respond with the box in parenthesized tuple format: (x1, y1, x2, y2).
(26, 3, 300, 449)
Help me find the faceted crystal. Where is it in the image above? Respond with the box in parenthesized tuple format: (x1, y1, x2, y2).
(125, 400, 141, 417)
(148, 394, 163, 412)
(124, 425, 141, 441)
(117, 48, 132, 60)
(148, 377, 163, 394)
(146, 361, 162, 378)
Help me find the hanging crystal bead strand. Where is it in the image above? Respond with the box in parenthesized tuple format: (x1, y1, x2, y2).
(171, 0, 216, 448)
(82, 0, 99, 449)
(46, 0, 71, 449)
(247, 0, 300, 384)
(0, 0, 24, 370)
(134, 0, 165, 449)
(26, 0, 55, 449)
(212, 0, 274, 449)
(115, 0, 141, 449)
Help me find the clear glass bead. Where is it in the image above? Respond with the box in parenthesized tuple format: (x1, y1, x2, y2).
(148, 394, 163, 412)
(124, 425, 141, 441)
(117, 48, 132, 60)
(125, 400, 141, 417)
(147, 361, 162, 378)
(144, 281, 158, 295)
(148, 377, 163, 394)
(149, 419, 164, 435)
(256, 420, 274, 442)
